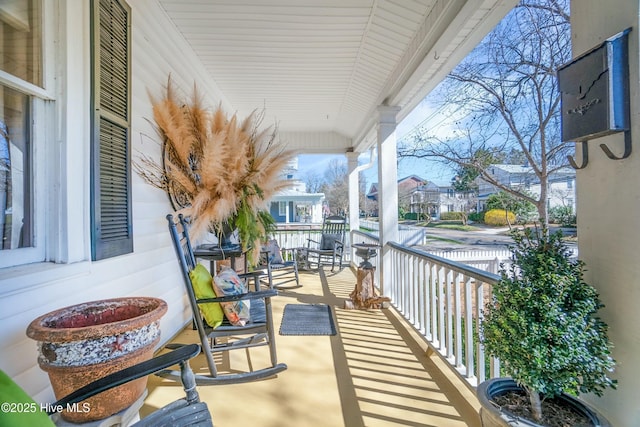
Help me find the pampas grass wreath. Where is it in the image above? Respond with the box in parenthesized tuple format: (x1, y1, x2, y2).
(135, 78, 297, 265)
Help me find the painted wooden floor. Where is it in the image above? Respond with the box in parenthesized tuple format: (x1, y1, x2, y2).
(142, 267, 481, 427)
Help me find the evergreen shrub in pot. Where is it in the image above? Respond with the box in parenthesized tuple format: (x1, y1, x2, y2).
(478, 228, 616, 427)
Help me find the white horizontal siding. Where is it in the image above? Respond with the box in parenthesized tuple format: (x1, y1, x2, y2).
(0, 0, 224, 401)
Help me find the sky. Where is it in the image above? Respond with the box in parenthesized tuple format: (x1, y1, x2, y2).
(296, 98, 456, 190)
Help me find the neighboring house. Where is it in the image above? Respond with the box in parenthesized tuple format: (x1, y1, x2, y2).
(408, 182, 474, 220)
(476, 164, 576, 212)
(269, 186, 325, 223)
(269, 158, 325, 223)
(367, 175, 426, 216)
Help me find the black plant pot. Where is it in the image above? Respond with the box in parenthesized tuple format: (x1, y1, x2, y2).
(217, 222, 237, 249)
(477, 378, 611, 427)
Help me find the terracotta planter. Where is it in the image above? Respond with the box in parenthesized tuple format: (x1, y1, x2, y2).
(477, 378, 611, 427)
(26, 297, 167, 423)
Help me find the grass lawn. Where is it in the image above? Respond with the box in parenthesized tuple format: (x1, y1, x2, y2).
(426, 222, 481, 232)
(426, 236, 466, 245)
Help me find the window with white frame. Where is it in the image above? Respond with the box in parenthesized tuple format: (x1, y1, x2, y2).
(278, 201, 286, 216)
(0, 0, 47, 269)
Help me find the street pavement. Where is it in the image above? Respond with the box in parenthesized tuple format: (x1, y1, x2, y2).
(404, 222, 577, 252)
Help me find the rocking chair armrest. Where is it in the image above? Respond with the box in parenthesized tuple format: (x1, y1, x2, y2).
(196, 289, 278, 305)
(49, 344, 201, 415)
(238, 271, 265, 281)
(306, 237, 320, 247)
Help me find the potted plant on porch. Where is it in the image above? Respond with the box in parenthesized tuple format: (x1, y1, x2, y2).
(477, 228, 616, 427)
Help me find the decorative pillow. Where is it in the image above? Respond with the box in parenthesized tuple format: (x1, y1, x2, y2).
(0, 370, 55, 427)
(213, 267, 251, 326)
(189, 264, 224, 328)
(320, 233, 340, 250)
(265, 239, 284, 264)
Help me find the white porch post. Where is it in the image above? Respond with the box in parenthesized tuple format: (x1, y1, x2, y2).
(285, 202, 290, 224)
(347, 152, 360, 234)
(376, 105, 400, 297)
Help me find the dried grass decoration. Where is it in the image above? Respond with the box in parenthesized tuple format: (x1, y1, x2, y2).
(136, 79, 296, 265)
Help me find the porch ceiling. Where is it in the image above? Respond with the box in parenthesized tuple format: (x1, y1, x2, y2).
(158, 0, 516, 154)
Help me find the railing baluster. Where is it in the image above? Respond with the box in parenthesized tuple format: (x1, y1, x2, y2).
(464, 276, 474, 381)
(438, 265, 446, 353)
(454, 272, 462, 367)
(476, 281, 486, 384)
(430, 262, 437, 344)
(413, 257, 420, 330)
(445, 268, 454, 360)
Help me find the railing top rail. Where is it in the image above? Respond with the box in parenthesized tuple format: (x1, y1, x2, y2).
(387, 241, 501, 284)
(351, 229, 379, 241)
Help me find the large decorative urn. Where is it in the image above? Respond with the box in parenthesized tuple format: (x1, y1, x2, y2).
(26, 297, 167, 422)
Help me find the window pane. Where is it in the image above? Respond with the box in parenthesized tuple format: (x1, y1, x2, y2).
(0, 0, 42, 86)
(1, 85, 32, 250)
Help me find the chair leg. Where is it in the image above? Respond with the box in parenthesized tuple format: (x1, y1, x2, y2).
(265, 297, 278, 367)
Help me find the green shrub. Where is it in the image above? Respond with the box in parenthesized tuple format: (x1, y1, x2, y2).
(403, 212, 428, 221)
(480, 229, 616, 421)
(549, 205, 576, 226)
(468, 211, 485, 223)
(484, 209, 515, 226)
(440, 211, 465, 221)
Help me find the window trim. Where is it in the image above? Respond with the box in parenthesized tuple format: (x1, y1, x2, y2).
(0, 0, 54, 269)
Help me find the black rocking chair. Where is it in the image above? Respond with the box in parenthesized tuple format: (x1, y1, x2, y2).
(163, 214, 287, 385)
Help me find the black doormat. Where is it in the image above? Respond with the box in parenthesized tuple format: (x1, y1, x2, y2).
(279, 304, 337, 336)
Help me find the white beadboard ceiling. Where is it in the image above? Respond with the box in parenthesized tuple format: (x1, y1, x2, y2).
(158, 0, 516, 153)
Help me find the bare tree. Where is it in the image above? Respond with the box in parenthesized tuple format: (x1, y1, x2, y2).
(321, 159, 348, 215)
(303, 170, 324, 193)
(399, 0, 571, 227)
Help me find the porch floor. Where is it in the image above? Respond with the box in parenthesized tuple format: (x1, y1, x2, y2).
(142, 267, 481, 427)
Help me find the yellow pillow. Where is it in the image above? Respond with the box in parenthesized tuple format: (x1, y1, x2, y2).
(0, 369, 55, 426)
(189, 264, 224, 328)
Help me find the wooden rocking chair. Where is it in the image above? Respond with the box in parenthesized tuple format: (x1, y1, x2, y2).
(163, 214, 287, 385)
(305, 215, 347, 272)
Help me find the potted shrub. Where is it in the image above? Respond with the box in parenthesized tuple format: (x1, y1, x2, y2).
(478, 228, 616, 427)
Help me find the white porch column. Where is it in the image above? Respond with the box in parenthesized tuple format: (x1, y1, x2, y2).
(571, 1, 639, 425)
(285, 202, 290, 224)
(376, 105, 400, 297)
(347, 152, 360, 234)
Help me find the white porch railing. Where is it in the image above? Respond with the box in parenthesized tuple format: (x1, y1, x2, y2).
(273, 226, 507, 387)
(359, 219, 429, 246)
(271, 225, 353, 262)
(351, 230, 501, 388)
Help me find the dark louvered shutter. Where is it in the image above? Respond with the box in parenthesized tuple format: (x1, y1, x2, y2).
(90, 0, 132, 260)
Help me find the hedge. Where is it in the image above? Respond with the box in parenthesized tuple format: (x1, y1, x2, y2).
(440, 211, 466, 221)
